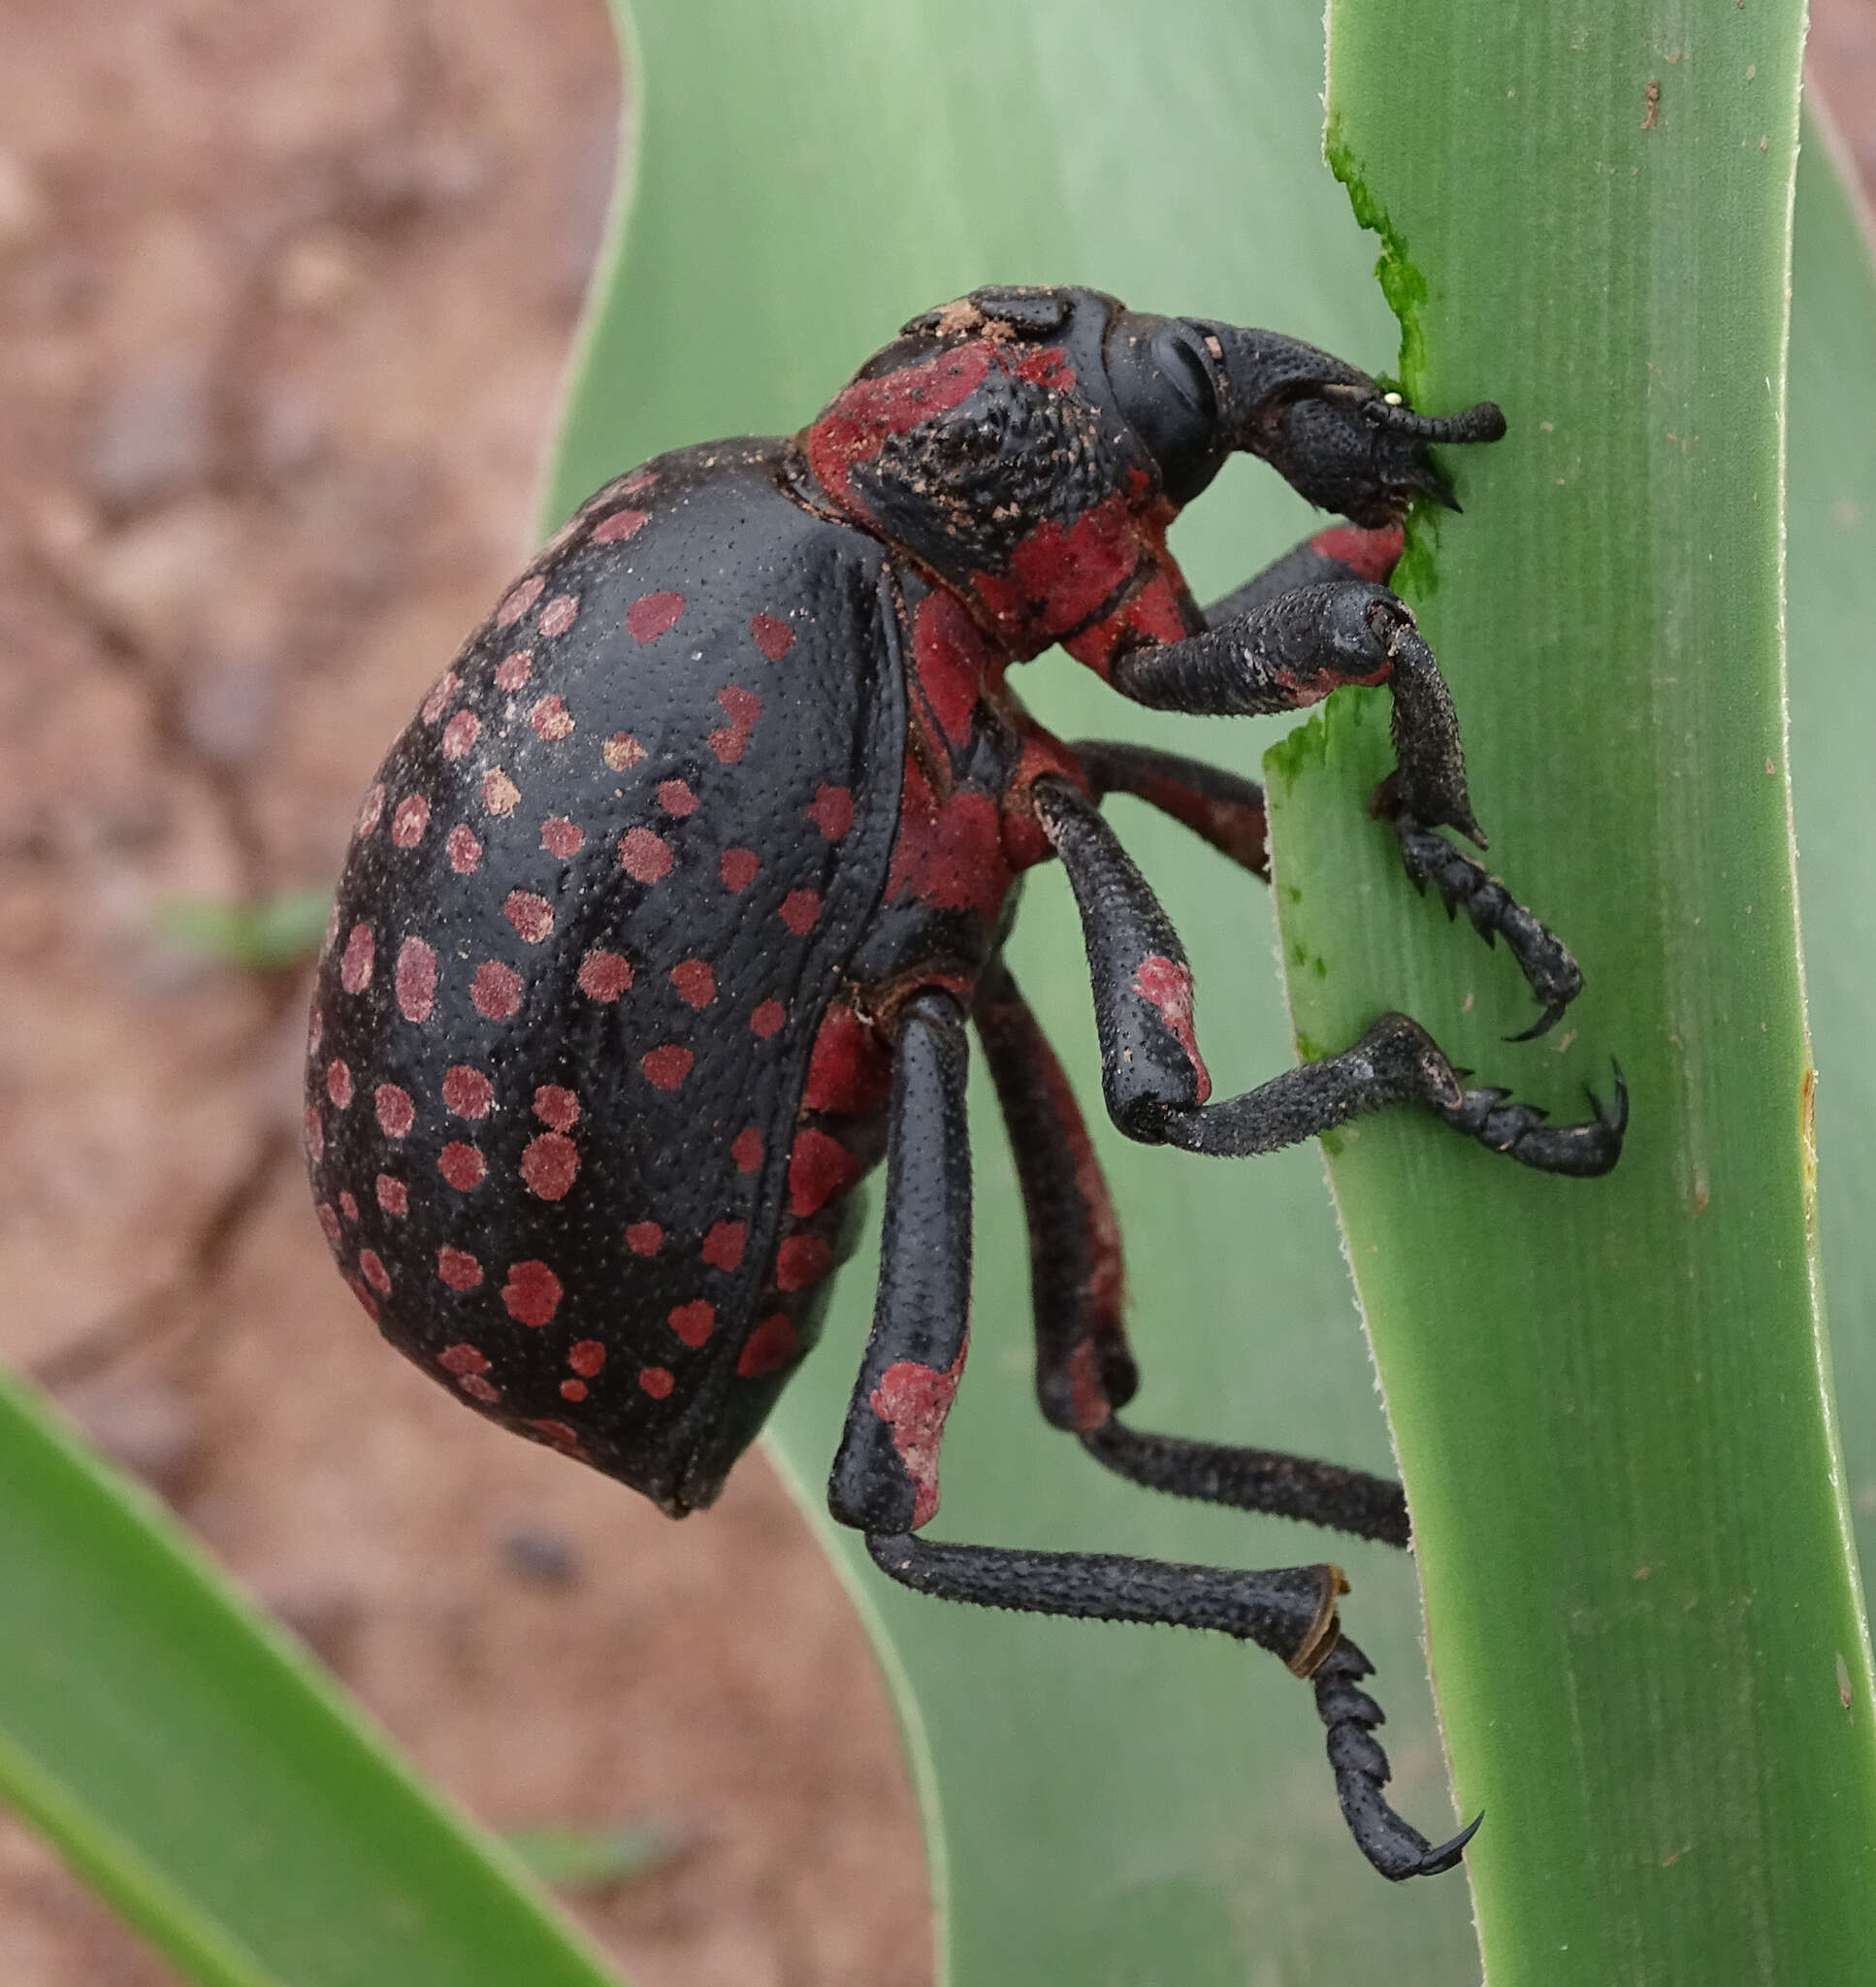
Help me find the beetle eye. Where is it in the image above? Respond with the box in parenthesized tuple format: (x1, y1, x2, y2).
(1107, 320, 1226, 506)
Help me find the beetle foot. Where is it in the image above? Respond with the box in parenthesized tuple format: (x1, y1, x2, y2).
(1438, 1062, 1628, 1177)
(1377, 804, 1585, 1040)
(1312, 1637, 1482, 1880)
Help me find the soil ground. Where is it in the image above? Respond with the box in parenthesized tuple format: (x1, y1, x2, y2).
(1, 6, 1871, 1983)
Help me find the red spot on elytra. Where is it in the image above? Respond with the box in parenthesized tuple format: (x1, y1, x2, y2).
(730, 1126, 763, 1174)
(358, 1249, 392, 1295)
(638, 1366, 675, 1399)
(568, 1340, 606, 1378)
(495, 648, 534, 692)
(658, 778, 697, 818)
(620, 828, 672, 883)
(437, 1249, 483, 1292)
(561, 1380, 588, 1402)
(482, 767, 520, 816)
(701, 1221, 746, 1271)
(316, 1203, 341, 1248)
(357, 785, 385, 834)
(790, 1129, 860, 1218)
(534, 1085, 579, 1131)
(528, 1417, 581, 1450)
(538, 595, 579, 638)
(670, 959, 715, 1009)
(326, 1059, 353, 1109)
(447, 824, 483, 874)
(304, 1107, 323, 1162)
(338, 1190, 358, 1222)
(750, 612, 794, 660)
(628, 591, 686, 641)
(720, 847, 759, 892)
(775, 1235, 833, 1290)
(577, 950, 631, 1000)
(592, 507, 650, 543)
(521, 1132, 579, 1199)
(439, 1142, 486, 1190)
(750, 999, 786, 1039)
(375, 1174, 407, 1216)
(441, 709, 481, 760)
(1310, 522, 1405, 584)
(375, 1084, 414, 1137)
(806, 785, 854, 841)
(779, 890, 821, 935)
(504, 891, 555, 943)
(340, 923, 373, 993)
(443, 1065, 494, 1119)
(669, 1300, 715, 1348)
(396, 938, 437, 1021)
(708, 685, 762, 764)
(420, 671, 459, 724)
(531, 694, 574, 740)
(640, 1046, 693, 1091)
(541, 815, 584, 858)
(391, 795, 431, 847)
(471, 960, 523, 1020)
(344, 1274, 377, 1319)
(1132, 954, 1211, 1103)
(603, 733, 644, 770)
(438, 1342, 490, 1375)
(461, 1374, 501, 1403)
(626, 1221, 663, 1255)
(737, 1312, 797, 1378)
(870, 1347, 967, 1526)
(497, 574, 544, 627)
(502, 1260, 564, 1327)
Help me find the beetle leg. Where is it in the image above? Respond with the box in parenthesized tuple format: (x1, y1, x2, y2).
(1072, 741, 1270, 881)
(1033, 777, 1626, 1175)
(832, 981, 1470, 1879)
(974, 958, 1407, 1548)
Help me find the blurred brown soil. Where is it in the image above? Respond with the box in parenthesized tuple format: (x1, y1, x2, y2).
(0, 4, 1871, 1984)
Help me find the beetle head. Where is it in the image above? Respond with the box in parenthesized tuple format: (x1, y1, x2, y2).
(1106, 313, 1504, 525)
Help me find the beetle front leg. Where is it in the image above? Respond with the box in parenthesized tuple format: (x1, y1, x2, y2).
(832, 981, 1472, 1879)
(1033, 779, 1625, 1175)
(1108, 586, 1592, 1036)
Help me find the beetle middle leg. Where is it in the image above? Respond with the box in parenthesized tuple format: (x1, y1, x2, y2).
(830, 983, 1474, 1880)
(974, 958, 1408, 1547)
(1033, 777, 1625, 1172)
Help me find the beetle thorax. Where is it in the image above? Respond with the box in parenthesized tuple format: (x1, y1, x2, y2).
(799, 337, 1174, 660)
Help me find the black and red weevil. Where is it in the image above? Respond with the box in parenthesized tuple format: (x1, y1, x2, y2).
(306, 284, 1625, 1880)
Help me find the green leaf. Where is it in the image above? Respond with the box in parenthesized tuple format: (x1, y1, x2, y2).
(501, 1822, 678, 1893)
(0, 1376, 627, 1987)
(1262, 6, 1876, 1980)
(548, 4, 1876, 1982)
(157, 888, 332, 974)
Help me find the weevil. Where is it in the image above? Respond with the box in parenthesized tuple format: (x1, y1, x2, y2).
(306, 285, 1625, 1878)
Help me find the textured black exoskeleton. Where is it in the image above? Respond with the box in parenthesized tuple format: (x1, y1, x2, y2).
(306, 285, 1625, 1881)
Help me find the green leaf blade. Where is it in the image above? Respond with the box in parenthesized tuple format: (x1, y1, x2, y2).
(1268, 7, 1876, 1979)
(0, 1376, 627, 1987)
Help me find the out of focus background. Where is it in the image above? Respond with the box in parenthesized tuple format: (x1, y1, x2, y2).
(0, 4, 1870, 1983)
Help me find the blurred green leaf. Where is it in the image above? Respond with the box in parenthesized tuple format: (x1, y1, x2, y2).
(501, 1821, 679, 1893)
(157, 888, 332, 974)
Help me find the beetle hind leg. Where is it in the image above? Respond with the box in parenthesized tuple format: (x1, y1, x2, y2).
(830, 978, 1469, 1880)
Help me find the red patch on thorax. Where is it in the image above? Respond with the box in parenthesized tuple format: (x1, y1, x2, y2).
(802, 1002, 892, 1115)
(869, 1344, 968, 1527)
(804, 343, 995, 509)
(910, 589, 996, 749)
(886, 757, 1011, 921)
